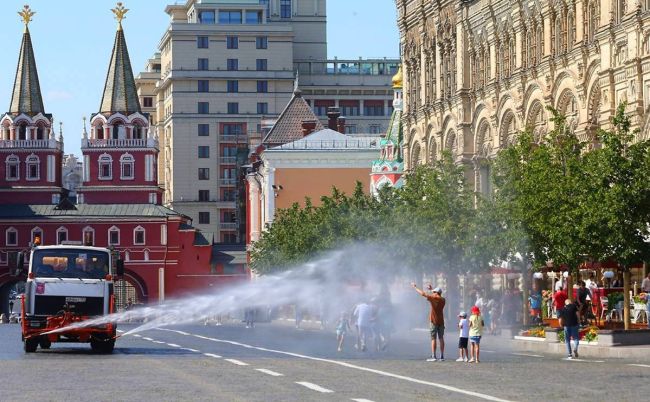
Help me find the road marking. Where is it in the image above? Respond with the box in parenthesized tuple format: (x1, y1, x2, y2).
(181, 348, 200, 353)
(142, 337, 153, 341)
(116, 330, 124, 333)
(167, 343, 181, 348)
(481, 350, 496, 353)
(132, 334, 141, 338)
(567, 358, 604, 363)
(296, 382, 334, 393)
(152, 340, 165, 344)
(351, 399, 375, 402)
(204, 353, 222, 358)
(174, 330, 190, 336)
(512, 353, 543, 358)
(256, 368, 284, 377)
(157, 328, 512, 402)
(629, 363, 650, 368)
(225, 358, 249, 366)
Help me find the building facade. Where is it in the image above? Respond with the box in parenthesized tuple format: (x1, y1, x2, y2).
(396, 0, 650, 193)
(141, 0, 398, 241)
(0, 5, 246, 316)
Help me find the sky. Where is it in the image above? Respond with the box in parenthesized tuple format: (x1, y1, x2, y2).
(0, 0, 400, 156)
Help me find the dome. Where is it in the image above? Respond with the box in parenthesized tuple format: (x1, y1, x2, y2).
(392, 66, 403, 89)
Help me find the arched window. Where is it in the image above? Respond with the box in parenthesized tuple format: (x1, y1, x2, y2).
(120, 153, 135, 180)
(82, 226, 95, 246)
(56, 227, 68, 245)
(133, 226, 146, 245)
(26, 154, 40, 181)
(5, 155, 20, 181)
(537, 22, 544, 61)
(108, 226, 120, 246)
(484, 45, 490, 83)
(503, 36, 511, 77)
(132, 124, 143, 140)
(31, 227, 43, 245)
(95, 123, 105, 140)
(36, 124, 45, 140)
(6, 227, 18, 246)
(509, 36, 516, 72)
(112, 122, 122, 139)
(522, 28, 529, 68)
(98, 154, 113, 180)
(18, 123, 27, 140)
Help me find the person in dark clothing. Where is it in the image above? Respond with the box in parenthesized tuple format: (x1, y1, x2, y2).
(576, 281, 591, 326)
(559, 299, 581, 359)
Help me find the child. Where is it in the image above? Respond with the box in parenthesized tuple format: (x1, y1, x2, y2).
(468, 305, 484, 363)
(336, 312, 351, 352)
(456, 311, 469, 362)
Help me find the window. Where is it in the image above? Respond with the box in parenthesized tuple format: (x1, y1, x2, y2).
(198, 168, 210, 180)
(227, 80, 239, 93)
(226, 36, 239, 49)
(5, 155, 19, 181)
(280, 0, 291, 18)
(161, 225, 167, 245)
(143, 97, 153, 108)
(98, 154, 113, 180)
(257, 102, 268, 114)
(198, 80, 210, 92)
(197, 36, 209, 48)
(246, 11, 262, 24)
(223, 210, 237, 223)
(82, 227, 95, 246)
(222, 233, 237, 244)
(222, 189, 237, 201)
(198, 102, 209, 114)
(198, 124, 210, 136)
(120, 153, 135, 180)
(227, 102, 239, 114)
(314, 106, 327, 116)
(198, 10, 215, 24)
(340, 103, 360, 116)
(6, 228, 18, 246)
(222, 123, 244, 135)
(259, 0, 270, 18)
(134, 226, 145, 245)
(256, 36, 268, 49)
(198, 190, 210, 202)
(199, 212, 210, 224)
(257, 80, 268, 93)
(56, 227, 68, 245)
(31, 227, 43, 245)
(223, 146, 238, 157)
(369, 125, 382, 134)
(363, 104, 384, 116)
(198, 146, 210, 158)
(256, 59, 268, 71)
(227, 58, 238, 71)
(26, 154, 40, 180)
(345, 125, 357, 134)
(198, 58, 209, 71)
(108, 226, 120, 246)
(219, 11, 242, 24)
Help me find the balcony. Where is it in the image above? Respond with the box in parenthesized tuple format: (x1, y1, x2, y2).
(220, 156, 237, 164)
(219, 222, 238, 230)
(220, 134, 248, 143)
(0, 139, 62, 150)
(82, 138, 158, 149)
(220, 178, 237, 186)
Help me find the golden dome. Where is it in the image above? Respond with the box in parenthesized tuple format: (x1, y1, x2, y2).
(392, 66, 403, 89)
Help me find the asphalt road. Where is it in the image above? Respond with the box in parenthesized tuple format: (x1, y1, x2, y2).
(1, 321, 648, 402)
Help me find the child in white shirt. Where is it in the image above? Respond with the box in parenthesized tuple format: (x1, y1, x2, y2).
(456, 311, 469, 362)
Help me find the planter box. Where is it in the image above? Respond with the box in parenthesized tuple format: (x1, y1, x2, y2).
(545, 327, 559, 342)
(596, 328, 650, 346)
(514, 335, 546, 342)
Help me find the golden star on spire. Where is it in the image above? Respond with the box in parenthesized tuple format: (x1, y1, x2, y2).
(18, 5, 35, 27)
(111, 2, 129, 28)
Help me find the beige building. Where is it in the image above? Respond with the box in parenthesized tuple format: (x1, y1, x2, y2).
(396, 0, 650, 193)
(137, 0, 398, 243)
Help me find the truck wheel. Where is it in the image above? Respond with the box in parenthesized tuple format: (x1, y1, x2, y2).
(39, 338, 52, 349)
(101, 339, 115, 354)
(91, 337, 115, 354)
(24, 338, 38, 353)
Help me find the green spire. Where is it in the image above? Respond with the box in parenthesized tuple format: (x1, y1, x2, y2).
(9, 24, 45, 115)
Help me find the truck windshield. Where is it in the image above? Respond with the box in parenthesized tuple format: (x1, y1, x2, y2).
(32, 249, 110, 280)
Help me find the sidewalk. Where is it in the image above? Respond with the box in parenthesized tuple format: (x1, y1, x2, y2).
(512, 336, 650, 359)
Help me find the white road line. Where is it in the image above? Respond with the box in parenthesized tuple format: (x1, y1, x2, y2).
(167, 343, 181, 348)
(116, 330, 124, 333)
(256, 368, 284, 377)
(204, 353, 222, 358)
(629, 363, 650, 368)
(157, 329, 512, 402)
(152, 340, 165, 344)
(132, 334, 141, 338)
(296, 382, 334, 393)
(225, 358, 249, 366)
(351, 399, 375, 402)
(181, 348, 200, 353)
(174, 330, 190, 336)
(142, 337, 153, 341)
(512, 353, 543, 358)
(567, 358, 604, 363)
(481, 350, 496, 353)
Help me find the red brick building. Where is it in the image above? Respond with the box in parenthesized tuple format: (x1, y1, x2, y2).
(0, 6, 247, 316)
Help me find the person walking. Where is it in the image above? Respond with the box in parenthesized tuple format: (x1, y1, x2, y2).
(642, 272, 650, 329)
(411, 283, 446, 361)
(468, 306, 484, 363)
(456, 311, 469, 362)
(353, 300, 376, 352)
(576, 281, 591, 326)
(559, 299, 581, 359)
(335, 312, 351, 352)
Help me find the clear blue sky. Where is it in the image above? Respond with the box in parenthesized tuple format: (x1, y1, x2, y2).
(0, 0, 399, 156)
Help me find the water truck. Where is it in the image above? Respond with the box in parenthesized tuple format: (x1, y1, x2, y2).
(20, 241, 124, 353)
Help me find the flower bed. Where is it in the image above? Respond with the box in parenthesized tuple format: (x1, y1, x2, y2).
(519, 326, 546, 338)
(557, 326, 598, 343)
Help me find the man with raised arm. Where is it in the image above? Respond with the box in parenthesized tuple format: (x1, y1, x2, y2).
(411, 283, 446, 361)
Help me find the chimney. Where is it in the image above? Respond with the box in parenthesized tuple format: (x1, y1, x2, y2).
(337, 117, 346, 134)
(301, 120, 318, 137)
(327, 107, 341, 131)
